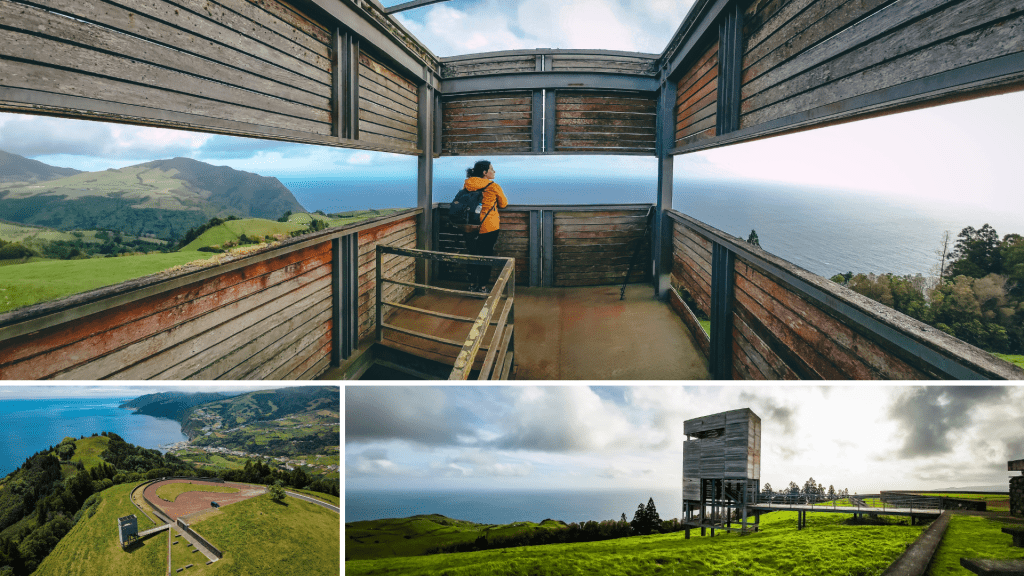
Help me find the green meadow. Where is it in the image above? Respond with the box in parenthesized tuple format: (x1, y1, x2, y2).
(154, 482, 239, 502)
(32, 483, 166, 576)
(345, 511, 924, 576)
(67, 436, 112, 470)
(194, 493, 339, 576)
(290, 488, 340, 506)
(181, 218, 305, 250)
(993, 353, 1024, 368)
(925, 515, 1024, 575)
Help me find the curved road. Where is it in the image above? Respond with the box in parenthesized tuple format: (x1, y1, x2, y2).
(285, 491, 339, 513)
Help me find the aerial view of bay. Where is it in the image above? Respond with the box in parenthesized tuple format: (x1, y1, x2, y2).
(0, 397, 186, 477)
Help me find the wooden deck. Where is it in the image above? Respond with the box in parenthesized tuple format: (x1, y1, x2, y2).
(370, 283, 709, 380)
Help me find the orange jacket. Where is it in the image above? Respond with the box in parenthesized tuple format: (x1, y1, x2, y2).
(464, 177, 508, 234)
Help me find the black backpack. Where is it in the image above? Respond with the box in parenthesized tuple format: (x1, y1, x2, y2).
(449, 183, 494, 233)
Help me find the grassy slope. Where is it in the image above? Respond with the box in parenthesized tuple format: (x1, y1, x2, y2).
(154, 482, 239, 502)
(68, 436, 111, 470)
(181, 218, 305, 250)
(993, 353, 1024, 368)
(194, 493, 339, 576)
(290, 489, 340, 506)
(925, 515, 1024, 575)
(346, 511, 924, 576)
(0, 250, 213, 313)
(346, 515, 567, 561)
(32, 482, 166, 576)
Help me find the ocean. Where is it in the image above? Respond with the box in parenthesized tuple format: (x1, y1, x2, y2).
(0, 397, 187, 478)
(346, 489, 683, 525)
(282, 175, 1020, 280)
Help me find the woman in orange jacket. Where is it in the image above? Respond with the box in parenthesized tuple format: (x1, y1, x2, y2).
(463, 160, 508, 292)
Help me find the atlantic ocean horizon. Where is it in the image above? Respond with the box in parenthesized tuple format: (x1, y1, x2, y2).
(0, 397, 188, 478)
(283, 175, 1020, 281)
(346, 489, 683, 526)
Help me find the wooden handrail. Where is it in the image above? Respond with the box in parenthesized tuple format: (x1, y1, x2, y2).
(450, 259, 514, 380)
(477, 296, 514, 379)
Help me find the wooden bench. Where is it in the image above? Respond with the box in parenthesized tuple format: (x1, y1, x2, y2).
(960, 558, 1024, 575)
(1003, 526, 1024, 548)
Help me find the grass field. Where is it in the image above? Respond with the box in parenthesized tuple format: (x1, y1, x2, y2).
(194, 493, 339, 576)
(33, 482, 167, 576)
(69, 436, 111, 470)
(181, 218, 305, 251)
(925, 515, 1024, 575)
(912, 493, 1011, 512)
(290, 488, 340, 506)
(346, 515, 567, 561)
(993, 353, 1024, 368)
(346, 511, 923, 576)
(155, 482, 240, 502)
(0, 249, 215, 313)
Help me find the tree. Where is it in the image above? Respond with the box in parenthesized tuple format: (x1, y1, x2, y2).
(947, 224, 1002, 278)
(934, 230, 952, 279)
(828, 485, 836, 501)
(630, 498, 662, 535)
(747, 230, 760, 247)
(787, 481, 800, 495)
(269, 480, 285, 503)
(620, 513, 627, 523)
(761, 482, 772, 496)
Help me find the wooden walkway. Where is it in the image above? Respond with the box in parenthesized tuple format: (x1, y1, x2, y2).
(138, 523, 172, 538)
(748, 503, 942, 518)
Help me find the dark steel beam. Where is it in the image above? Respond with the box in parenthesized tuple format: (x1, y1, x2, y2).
(441, 72, 659, 94)
(653, 76, 676, 298)
(332, 28, 344, 139)
(529, 210, 541, 287)
(339, 232, 359, 360)
(417, 79, 434, 287)
(531, 90, 544, 152)
(709, 242, 735, 380)
(348, 36, 360, 139)
(385, 0, 453, 14)
(671, 50, 1024, 155)
(716, 3, 742, 135)
(666, 210, 995, 379)
(542, 210, 554, 287)
(544, 90, 557, 152)
(0, 87, 420, 155)
(331, 237, 342, 365)
(442, 48, 658, 63)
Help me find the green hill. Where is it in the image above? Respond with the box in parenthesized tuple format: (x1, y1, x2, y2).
(0, 150, 81, 184)
(181, 218, 305, 251)
(31, 482, 165, 576)
(346, 511, 925, 576)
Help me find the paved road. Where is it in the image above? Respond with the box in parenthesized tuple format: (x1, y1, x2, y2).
(285, 491, 339, 513)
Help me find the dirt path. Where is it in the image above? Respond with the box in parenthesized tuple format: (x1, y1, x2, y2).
(144, 480, 265, 520)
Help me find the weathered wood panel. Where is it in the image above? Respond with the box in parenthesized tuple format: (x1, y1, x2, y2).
(441, 92, 533, 154)
(437, 208, 530, 285)
(552, 209, 649, 287)
(442, 55, 537, 78)
(671, 221, 712, 316)
(0, 0, 338, 142)
(1, 242, 333, 380)
(739, 0, 1024, 131)
(358, 50, 419, 150)
(549, 54, 657, 75)
(554, 92, 657, 153)
(675, 41, 718, 147)
(357, 214, 418, 340)
(669, 286, 711, 360)
(732, 255, 930, 380)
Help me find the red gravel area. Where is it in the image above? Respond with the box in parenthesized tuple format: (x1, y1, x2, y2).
(143, 479, 266, 521)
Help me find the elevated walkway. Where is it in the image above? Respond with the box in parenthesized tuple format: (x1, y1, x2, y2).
(138, 523, 172, 538)
(749, 503, 942, 518)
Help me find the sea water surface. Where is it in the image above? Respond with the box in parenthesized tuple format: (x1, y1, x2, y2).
(346, 489, 683, 525)
(284, 176, 1020, 280)
(0, 397, 187, 477)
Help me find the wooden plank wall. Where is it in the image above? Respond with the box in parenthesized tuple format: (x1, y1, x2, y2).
(731, 254, 929, 380)
(441, 55, 537, 78)
(436, 208, 530, 286)
(0, 243, 334, 380)
(548, 54, 656, 75)
(0, 0, 333, 140)
(553, 209, 649, 287)
(739, 0, 1024, 131)
(675, 41, 719, 148)
(441, 92, 533, 154)
(358, 50, 419, 150)
(554, 91, 657, 153)
(356, 214, 418, 340)
(670, 221, 713, 317)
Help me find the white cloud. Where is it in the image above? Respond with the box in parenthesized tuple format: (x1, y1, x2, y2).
(493, 386, 638, 452)
(347, 152, 375, 165)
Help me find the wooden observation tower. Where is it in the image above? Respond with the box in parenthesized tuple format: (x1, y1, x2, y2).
(682, 408, 761, 536)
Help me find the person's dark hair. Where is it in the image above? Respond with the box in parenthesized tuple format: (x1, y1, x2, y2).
(466, 160, 491, 178)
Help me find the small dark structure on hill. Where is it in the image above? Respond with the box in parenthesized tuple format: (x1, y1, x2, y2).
(682, 408, 761, 536)
(1011, 459, 1024, 518)
(117, 514, 139, 549)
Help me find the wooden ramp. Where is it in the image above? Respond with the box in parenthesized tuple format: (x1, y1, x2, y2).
(139, 523, 172, 538)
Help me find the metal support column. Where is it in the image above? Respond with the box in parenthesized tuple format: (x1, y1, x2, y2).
(716, 3, 743, 135)
(544, 90, 557, 152)
(529, 210, 541, 286)
(416, 72, 435, 289)
(709, 242, 735, 379)
(334, 31, 359, 140)
(653, 72, 676, 299)
(542, 210, 554, 287)
(531, 90, 544, 152)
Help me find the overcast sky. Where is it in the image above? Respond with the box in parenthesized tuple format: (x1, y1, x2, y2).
(346, 385, 1024, 494)
(0, 0, 1022, 219)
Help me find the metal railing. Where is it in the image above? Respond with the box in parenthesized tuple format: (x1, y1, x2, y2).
(759, 492, 941, 513)
(375, 245, 516, 380)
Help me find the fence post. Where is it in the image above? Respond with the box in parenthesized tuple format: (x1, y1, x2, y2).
(709, 242, 735, 379)
(375, 245, 383, 343)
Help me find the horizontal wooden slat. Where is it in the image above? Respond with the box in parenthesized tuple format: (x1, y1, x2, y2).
(358, 70, 418, 114)
(228, 309, 331, 380)
(360, 50, 417, 95)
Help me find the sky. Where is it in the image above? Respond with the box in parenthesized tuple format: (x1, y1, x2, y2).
(345, 385, 1024, 495)
(0, 0, 1022, 217)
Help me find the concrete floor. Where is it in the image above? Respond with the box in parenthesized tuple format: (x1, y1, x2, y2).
(372, 283, 708, 380)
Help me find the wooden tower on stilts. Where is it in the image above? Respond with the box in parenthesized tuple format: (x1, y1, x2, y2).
(682, 408, 761, 537)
